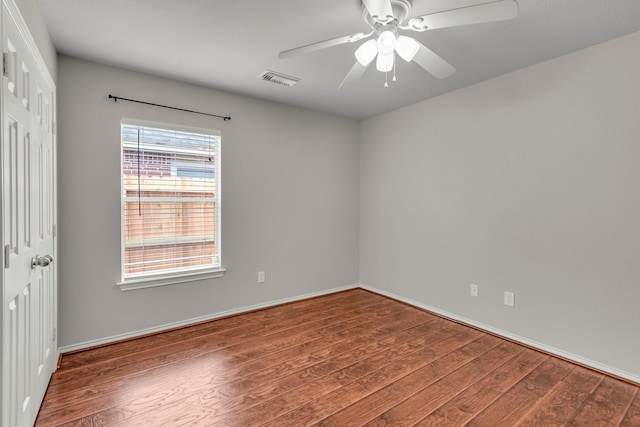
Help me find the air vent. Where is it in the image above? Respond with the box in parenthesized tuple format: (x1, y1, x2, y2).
(259, 70, 300, 87)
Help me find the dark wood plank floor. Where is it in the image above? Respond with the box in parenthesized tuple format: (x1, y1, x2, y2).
(35, 289, 639, 426)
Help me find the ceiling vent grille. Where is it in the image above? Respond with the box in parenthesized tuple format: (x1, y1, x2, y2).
(259, 70, 300, 87)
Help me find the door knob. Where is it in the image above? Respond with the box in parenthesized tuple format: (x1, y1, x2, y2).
(31, 254, 54, 269)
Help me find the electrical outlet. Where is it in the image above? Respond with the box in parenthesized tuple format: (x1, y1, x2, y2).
(470, 284, 478, 297)
(258, 271, 266, 283)
(504, 291, 515, 307)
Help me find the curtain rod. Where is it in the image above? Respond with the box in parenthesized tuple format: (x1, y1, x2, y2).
(108, 94, 231, 121)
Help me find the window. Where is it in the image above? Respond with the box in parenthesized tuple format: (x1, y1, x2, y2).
(119, 120, 222, 290)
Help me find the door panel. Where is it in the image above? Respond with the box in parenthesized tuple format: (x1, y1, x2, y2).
(2, 2, 57, 426)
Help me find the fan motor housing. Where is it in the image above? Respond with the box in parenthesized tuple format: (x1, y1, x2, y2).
(362, 0, 412, 29)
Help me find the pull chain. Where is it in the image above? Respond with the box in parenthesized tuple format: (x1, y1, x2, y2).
(392, 54, 397, 82)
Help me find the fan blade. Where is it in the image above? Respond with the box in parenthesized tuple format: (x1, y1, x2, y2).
(362, 0, 394, 24)
(279, 32, 371, 59)
(339, 61, 370, 90)
(408, 0, 518, 31)
(412, 43, 455, 79)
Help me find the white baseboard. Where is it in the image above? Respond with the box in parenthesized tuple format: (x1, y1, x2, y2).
(359, 284, 640, 385)
(58, 283, 359, 354)
(58, 282, 640, 385)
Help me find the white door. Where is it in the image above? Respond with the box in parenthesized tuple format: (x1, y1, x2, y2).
(2, 2, 57, 426)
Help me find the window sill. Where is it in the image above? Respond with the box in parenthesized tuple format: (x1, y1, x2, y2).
(117, 268, 226, 291)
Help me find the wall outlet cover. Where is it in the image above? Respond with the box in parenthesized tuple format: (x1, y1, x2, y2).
(470, 284, 479, 297)
(504, 291, 515, 307)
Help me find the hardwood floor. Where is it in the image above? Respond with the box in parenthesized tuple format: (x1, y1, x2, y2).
(35, 289, 639, 426)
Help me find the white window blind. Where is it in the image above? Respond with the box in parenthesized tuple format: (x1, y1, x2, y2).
(121, 120, 221, 280)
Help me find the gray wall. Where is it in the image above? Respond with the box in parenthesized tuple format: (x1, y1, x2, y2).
(14, 0, 56, 80)
(360, 31, 640, 377)
(56, 56, 360, 347)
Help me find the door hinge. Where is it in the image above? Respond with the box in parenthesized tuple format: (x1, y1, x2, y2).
(52, 121, 56, 136)
(4, 244, 10, 268)
(53, 224, 57, 238)
(2, 53, 8, 77)
(52, 327, 57, 341)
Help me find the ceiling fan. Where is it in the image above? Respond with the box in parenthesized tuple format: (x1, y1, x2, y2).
(279, 0, 519, 89)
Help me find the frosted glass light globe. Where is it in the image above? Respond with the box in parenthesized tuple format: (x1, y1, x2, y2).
(376, 31, 396, 56)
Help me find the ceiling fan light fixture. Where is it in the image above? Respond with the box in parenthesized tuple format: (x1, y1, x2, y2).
(279, 0, 520, 89)
(355, 39, 378, 66)
(395, 35, 420, 62)
(376, 30, 397, 56)
(376, 52, 394, 72)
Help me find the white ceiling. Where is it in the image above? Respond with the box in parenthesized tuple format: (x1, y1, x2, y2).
(38, 0, 640, 120)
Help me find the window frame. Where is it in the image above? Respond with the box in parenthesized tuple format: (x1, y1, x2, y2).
(117, 118, 224, 291)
